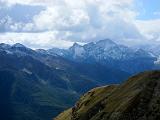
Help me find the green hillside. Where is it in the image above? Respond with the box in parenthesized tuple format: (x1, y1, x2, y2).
(55, 70, 160, 120)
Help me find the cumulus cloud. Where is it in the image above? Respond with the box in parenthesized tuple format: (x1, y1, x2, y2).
(0, 0, 133, 7)
(30, 7, 90, 32)
(0, 0, 64, 6)
(0, 15, 13, 32)
(0, 0, 160, 48)
(0, 32, 74, 49)
(26, 0, 142, 45)
(136, 19, 160, 42)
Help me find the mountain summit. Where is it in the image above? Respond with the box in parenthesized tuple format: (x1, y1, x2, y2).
(48, 39, 156, 73)
(12, 43, 26, 48)
(95, 39, 117, 48)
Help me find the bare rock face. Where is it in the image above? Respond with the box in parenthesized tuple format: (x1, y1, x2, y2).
(55, 71, 160, 120)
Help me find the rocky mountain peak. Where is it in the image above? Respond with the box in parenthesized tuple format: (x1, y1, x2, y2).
(0, 43, 11, 49)
(12, 43, 26, 48)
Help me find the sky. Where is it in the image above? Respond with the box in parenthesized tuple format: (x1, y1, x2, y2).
(0, 0, 160, 49)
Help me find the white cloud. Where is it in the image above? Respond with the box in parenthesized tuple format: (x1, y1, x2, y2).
(18, 0, 140, 44)
(135, 19, 160, 42)
(31, 7, 90, 32)
(1, 0, 133, 7)
(0, 0, 160, 48)
(0, 32, 74, 49)
(0, 0, 64, 6)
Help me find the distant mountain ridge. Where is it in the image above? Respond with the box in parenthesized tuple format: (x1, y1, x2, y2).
(0, 41, 130, 120)
(1, 39, 158, 74)
(48, 39, 158, 73)
(0, 39, 159, 120)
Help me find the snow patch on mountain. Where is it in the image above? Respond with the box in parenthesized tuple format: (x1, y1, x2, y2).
(73, 45, 85, 57)
(12, 43, 26, 48)
(0, 43, 11, 49)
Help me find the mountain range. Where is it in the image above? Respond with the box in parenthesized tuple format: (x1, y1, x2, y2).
(48, 39, 158, 73)
(0, 39, 159, 120)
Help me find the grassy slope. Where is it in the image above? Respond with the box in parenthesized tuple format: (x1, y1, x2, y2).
(54, 70, 160, 120)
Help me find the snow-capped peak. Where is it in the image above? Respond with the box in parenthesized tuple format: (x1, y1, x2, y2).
(96, 39, 116, 45)
(95, 39, 117, 50)
(12, 43, 26, 48)
(72, 43, 82, 48)
(70, 43, 85, 57)
(0, 43, 11, 49)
